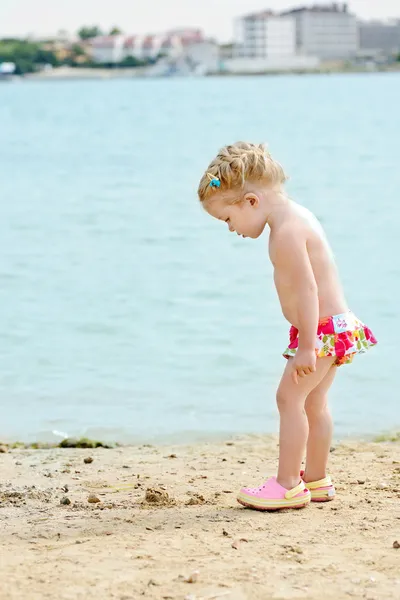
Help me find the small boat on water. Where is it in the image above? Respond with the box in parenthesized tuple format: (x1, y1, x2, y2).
(0, 62, 16, 81)
(144, 55, 210, 77)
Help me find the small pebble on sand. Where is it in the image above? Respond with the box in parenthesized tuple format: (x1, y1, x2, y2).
(84, 457, 93, 464)
(88, 494, 101, 503)
(185, 570, 200, 583)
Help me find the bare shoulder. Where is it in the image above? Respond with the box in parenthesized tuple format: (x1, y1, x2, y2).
(269, 216, 310, 265)
(270, 204, 328, 258)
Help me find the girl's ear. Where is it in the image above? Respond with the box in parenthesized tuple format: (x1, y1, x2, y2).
(244, 193, 259, 208)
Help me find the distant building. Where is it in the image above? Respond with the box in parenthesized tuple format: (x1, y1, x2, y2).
(234, 11, 296, 59)
(358, 20, 400, 55)
(229, 9, 319, 72)
(219, 43, 235, 61)
(89, 29, 207, 64)
(282, 3, 358, 59)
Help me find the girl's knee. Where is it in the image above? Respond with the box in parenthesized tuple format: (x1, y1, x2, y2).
(305, 395, 328, 418)
(276, 389, 287, 412)
(276, 389, 304, 413)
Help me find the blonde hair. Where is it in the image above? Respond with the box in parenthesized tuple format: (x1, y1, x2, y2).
(198, 141, 287, 204)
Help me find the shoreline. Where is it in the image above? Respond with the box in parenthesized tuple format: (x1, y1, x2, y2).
(3, 64, 399, 82)
(1, 429, 399, 451)
(2, 434, 399, 599)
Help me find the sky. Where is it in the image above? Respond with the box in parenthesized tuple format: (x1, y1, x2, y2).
(0, 1, 399, 41)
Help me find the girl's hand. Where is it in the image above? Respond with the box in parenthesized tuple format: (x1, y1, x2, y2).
(291, 350, 316, 384)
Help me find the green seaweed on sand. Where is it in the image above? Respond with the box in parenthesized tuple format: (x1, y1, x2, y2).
(58, 437, 115, 449)
(0, 438, 117, 450)
(373, 432, 400, 443)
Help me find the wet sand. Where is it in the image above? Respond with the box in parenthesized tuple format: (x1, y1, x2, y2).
(1, 435, 399, 600)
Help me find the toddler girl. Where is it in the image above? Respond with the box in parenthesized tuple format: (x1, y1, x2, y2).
(197, 142, 377, 511)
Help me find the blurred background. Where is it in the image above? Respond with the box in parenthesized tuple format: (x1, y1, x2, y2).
(0, 1, 399, 444)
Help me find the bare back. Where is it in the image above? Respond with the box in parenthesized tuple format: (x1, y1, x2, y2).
(269, 203, 348, 327)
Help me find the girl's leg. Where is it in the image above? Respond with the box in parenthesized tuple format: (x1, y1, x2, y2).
(303, 366, 337, 483)
(276, 356, 336, 490)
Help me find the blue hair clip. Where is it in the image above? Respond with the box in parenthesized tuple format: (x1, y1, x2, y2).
(209, 177, 220, 188)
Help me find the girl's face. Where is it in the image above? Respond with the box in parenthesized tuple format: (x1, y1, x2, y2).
(205, 195, 267, 239)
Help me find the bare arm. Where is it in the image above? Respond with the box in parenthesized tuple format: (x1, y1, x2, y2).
(272, 231, 319, 382)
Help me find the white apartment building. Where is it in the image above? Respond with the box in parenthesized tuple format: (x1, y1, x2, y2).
(234, 11, 296, 59)
(228, 10, 319, 72)
(282, 4, 358, 59)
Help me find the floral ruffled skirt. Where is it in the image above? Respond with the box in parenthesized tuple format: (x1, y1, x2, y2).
(283, 311, 377, 366)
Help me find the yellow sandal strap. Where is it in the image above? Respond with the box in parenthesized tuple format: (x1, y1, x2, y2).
(306, 476, 332, 490)
(285, 480, 306, 499)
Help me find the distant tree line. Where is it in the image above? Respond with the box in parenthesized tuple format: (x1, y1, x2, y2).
(77, 25, 123, 40)
(0, 25, 158, 75)
(0, 39, 59, 74)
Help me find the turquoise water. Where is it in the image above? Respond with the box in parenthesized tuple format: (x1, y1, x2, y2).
(0, 73, 398, 443)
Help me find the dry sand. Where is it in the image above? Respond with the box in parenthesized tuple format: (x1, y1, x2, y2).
(1, 435, 399, 600)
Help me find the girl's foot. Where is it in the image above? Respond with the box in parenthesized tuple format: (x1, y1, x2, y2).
(237, 477, 311, 511)
(300, 470, 335, 502)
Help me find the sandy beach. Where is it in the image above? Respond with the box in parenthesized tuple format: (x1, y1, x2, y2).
(1, 435, 399, 600)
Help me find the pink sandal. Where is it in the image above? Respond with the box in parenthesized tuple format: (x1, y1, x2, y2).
(300, 470, 335, 502)
(237, 477, 311, 511)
